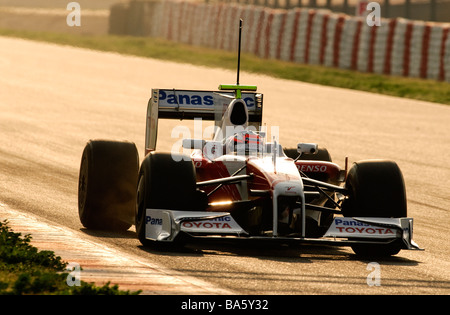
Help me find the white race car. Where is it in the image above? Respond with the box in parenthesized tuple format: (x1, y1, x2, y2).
(78, 82, 421, 257)
(78, 20, 421, 257)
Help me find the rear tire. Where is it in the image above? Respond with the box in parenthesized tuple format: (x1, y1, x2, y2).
(135, 152, 207, 247)
(78, 140, 139, 231)
(342, 160, 407, 256)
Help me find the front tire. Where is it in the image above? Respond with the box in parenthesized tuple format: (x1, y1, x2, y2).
(135, 152, 207, 247)
(342, 160, 407, 256)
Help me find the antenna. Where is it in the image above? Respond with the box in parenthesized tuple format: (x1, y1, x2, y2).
(218, 19, 257, 99)
(237, 19, 242, 86)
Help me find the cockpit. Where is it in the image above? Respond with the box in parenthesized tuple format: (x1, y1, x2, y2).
(224, 130, 264, 156)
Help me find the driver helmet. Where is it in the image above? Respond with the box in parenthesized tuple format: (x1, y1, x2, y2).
(226, 130, 263, 155)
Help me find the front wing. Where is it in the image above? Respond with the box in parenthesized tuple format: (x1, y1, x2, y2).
(144, 209, 422, 251)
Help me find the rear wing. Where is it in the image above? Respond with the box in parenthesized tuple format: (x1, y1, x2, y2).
(145, 89, 263, 153)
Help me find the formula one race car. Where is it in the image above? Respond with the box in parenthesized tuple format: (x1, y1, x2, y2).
(78, 80, 422, 257)
(78, 21, 421, 257)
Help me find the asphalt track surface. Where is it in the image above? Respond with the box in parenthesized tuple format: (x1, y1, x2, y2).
(0, 36, 449, 294)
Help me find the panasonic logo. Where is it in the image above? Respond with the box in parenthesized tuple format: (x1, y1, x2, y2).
(146, 216, 162, 225)
(159, 90, 214, 106)
(158, 90, 256, 107)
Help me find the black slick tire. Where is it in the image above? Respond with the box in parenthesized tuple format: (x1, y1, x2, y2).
(78, 140, 139, 231)
(342, 160, 407, 257)
(135, 152, 207, 247)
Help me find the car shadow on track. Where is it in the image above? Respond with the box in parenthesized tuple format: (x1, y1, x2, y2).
(78, 228, 419, 266)
(136, 237, 420, 266)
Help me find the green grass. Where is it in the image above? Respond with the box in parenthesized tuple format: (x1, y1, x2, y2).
(0, 28, 449, 105)
(0, 220, 140, 295)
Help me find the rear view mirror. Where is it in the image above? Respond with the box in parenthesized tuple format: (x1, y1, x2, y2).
(297, 143, 318, 155)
